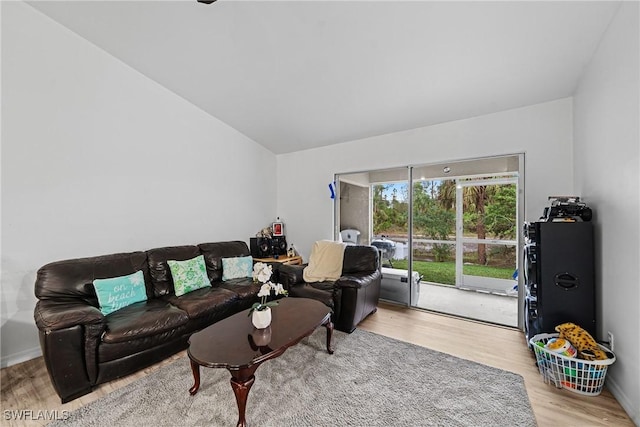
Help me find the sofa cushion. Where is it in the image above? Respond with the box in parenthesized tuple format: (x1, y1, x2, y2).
(222, 256, 253, 281)
(35, 251, 150, 305)
(93, 270, 147, 316)
(342, 245, 379, 274)
(218, 278, 261, 302)
(96, 332, 193, 370)
(198, 241, 250, 283)
(101, 299, 189, 344)
(288, 282, 336, 309)
(98, 326, 191, 364)
(147, 245, 201, 297)
(167, 255, 211, 296)
(93, 270, 148, 315)
(164, 286, 238, 320)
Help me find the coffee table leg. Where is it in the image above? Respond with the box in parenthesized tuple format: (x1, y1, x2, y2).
(229, 366, 260, 427)
(189, 359, 201, 395)
(324, 320, 334, 354)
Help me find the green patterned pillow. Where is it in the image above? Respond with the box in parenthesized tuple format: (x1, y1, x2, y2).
(93, 270, 147, 315)
(167, 255, 211, 297)
(222, 255, 253, 281)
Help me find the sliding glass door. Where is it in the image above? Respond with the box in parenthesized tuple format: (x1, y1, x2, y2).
(456, 177, 519, 294)
(336, 167, 411, 304)
(335, 154, 524, 328)
(410, 176, 457, 286)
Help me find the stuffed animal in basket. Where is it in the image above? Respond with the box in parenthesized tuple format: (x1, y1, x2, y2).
(555, 322, 609, 361)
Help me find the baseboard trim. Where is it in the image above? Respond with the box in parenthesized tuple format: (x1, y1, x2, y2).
(606, 375, 639, 425)
(0, 347, 42, 368)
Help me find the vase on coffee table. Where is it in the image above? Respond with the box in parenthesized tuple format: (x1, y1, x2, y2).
(251, 307, 272, 329)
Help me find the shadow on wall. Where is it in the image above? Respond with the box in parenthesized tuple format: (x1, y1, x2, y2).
(1, 267, 41, 367)
(0, 318, 41, 366)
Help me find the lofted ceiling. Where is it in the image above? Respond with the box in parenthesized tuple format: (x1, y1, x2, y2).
(27, 1, 621, 154)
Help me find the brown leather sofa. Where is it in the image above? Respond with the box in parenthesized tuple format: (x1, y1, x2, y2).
(34, 241, 260, 403)
(278, 245, 381, 333)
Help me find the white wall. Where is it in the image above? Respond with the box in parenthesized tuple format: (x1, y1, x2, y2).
(573, 2, 639, 423)
(277, 98, 573, 260)
(0, 3, 277, 366)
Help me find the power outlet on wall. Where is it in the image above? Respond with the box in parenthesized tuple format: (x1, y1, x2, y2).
(607, 331, 615, 351)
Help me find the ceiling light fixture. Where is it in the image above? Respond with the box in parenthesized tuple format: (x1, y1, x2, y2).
(197, 0, 217, 4)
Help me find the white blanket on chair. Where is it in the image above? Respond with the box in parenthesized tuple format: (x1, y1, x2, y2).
(303, 240, 347, 283)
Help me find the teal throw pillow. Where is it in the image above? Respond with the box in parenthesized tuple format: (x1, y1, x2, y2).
(222, 255, 253, 281)
(93, 270, 147, 316)
(167, 255, 211, 296)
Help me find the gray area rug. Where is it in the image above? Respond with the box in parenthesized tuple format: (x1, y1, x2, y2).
(49, 329, 536, 426)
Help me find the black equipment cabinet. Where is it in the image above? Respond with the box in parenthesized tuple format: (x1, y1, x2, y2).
(523, 221, 596, 343)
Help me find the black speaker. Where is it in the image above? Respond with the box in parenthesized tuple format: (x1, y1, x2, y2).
(250, 237, 272, 258)
(272, 236, 287, 256)
(524, 221, 596, 343)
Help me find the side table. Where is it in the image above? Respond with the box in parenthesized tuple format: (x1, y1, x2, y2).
(253, 255, 303, 266)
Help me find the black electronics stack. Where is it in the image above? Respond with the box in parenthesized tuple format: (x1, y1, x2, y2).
(523, 197, 596, 344)
(250, 236, 287, 258)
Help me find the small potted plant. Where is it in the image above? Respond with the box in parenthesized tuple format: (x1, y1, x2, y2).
(250, 262, 288, 328)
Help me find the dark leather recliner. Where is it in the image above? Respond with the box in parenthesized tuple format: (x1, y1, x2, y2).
(278, 245, 381, 333)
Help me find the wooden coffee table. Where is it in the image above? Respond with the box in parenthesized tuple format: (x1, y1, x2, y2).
(187, 297, 334, 427)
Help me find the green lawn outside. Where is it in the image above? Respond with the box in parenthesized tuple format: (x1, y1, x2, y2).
(390, 259, 514, 286)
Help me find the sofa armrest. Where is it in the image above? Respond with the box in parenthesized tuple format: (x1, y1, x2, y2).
(35, 300, 105, 332)
(335, 270, 381, 289)
(35, 300, 106, 402)
(278, 264, 306, 290)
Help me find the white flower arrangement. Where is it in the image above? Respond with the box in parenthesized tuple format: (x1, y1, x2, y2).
(253, 262, 273, 283)
(250, 262, 288, 313)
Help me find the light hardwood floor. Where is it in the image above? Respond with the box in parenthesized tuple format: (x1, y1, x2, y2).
(1, 302, 634, 427)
